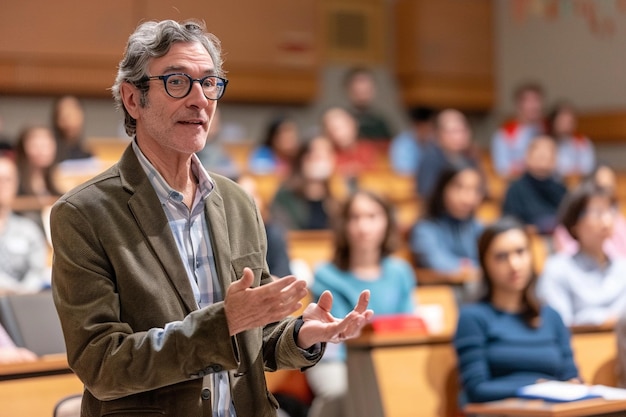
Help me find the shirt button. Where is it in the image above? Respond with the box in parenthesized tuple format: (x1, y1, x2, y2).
(201, 387, 211, 400)
(209, 364, 222, 373)
(196, 370, 205, 378)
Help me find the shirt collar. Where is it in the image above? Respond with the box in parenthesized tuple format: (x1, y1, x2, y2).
(131, 139, 214, 204)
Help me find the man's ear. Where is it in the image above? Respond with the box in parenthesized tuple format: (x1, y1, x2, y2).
(119, 82, 142, 120)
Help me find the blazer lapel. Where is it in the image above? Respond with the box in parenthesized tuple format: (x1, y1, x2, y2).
(119, 146, 198, 314)
(205, 189, 233, 296)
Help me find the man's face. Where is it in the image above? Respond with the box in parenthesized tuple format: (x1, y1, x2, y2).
(133, 41, 218, 156)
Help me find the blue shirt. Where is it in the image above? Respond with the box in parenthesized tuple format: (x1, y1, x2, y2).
(454, 302, 578, 403)
(389, 130, 422, 175)
(133, 141, 235, 417)
(410, 216, 483, 272)
(556, 135, 595, 177)
(491, 121, 541, 177)
(311, 257, 417, 360)
(537, 252, 626, 326)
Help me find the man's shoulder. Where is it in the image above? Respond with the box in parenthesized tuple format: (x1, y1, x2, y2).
(55, 164, 122, 207)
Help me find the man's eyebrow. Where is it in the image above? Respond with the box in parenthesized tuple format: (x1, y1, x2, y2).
(161, 65, 217, 75)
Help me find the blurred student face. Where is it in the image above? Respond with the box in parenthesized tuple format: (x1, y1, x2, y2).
(525, 137, 556, 179)
(301, 137, 336, 181)
(274, 121, 299, 159)
(573, 195, 616, 252)
(517, 90, 544, 124)
(443, 169, 483, 220)
(595, 166, 616, 195)
(0, 157, 18, 209)
(553, 108, 577, 137)
(346, 193, 388, 253)
(437, 110, 471, 153)
(347, 73, 376, 109)
(485, 229, 533, 295)
(322, 108, 358, 149)
(24, 127, 57, 169)
(56, 96, 85, 141)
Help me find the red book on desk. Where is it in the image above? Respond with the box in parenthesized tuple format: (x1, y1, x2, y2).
(369, 314, 427, 333)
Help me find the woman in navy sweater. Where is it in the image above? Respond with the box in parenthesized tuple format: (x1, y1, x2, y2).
(454, 217, 579, 403)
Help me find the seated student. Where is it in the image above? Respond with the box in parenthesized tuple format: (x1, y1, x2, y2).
(248, 115, 300, 176)
(322, 107, 377, 183)
(307, 190, 416, 417)
(0, 151, 50, 294)
(270, 136, 339, 230)
(0, 322, 37, 365)
(538, 182, 626, 327)
(343, 67, 394, 141)
(14, 125, 62, 230)
(547, 102, 595, 178)
(417, 109, 480, 198)
(454, 217, 579, 404)
(502, 135, 567, 235)
(553, 163, 626, 258)
(389, 106, 436, 175)
(410, 163, 484, 287)
(491, 82, 545, 179)
(51, 95, 93, 162)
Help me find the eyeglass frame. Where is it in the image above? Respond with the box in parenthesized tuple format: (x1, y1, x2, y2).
(141, 73, 229, 100)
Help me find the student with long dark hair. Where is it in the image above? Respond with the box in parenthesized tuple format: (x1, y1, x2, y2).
(410, 162, 484, 286)
(306, 190, 416, 417)
(454, 217, 579, 403)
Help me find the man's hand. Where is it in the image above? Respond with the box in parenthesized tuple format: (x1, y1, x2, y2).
(296, 290, 374, 349)
(224, 267, 308, 336)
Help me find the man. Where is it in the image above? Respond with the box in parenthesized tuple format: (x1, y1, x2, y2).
(491, 82, 546, 179)
(51, 20, 372, 417)
(343, 67, 393, 141)
(389, 106, 436, 175)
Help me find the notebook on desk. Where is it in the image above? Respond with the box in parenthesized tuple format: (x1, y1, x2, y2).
(517, 381, 626, 403)
(0, 291, 67, 356)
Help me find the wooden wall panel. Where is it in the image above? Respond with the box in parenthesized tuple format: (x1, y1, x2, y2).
(0, 0, 319, 103)
(578, 110, 626, 143)
(394, 0, 494, 111)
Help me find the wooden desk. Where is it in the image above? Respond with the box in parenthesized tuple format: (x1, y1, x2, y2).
(346, 330, 458, 417)
(465, 398, 626, 417)
(0, 354, 83, 417)
(0, 353, 70, 380)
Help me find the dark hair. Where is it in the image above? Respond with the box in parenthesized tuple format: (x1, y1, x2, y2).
(342, 66, 373, 89)
(513, 82, 544, 102)
(408, 106, 436, 123)
(15, 125, 61, 196)
(262, 115, 294, 149)
(332, 190, 398, 271)
(424, 162, 484, 219)
(557, 181, 616, 241)
(478, 216, 541, 327)
(546, 101, 576, 137)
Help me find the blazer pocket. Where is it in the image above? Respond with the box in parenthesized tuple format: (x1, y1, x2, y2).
(231, 251, 265, 284)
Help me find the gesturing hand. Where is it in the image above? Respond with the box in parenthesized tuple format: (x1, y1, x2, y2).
(296, 290, 374, 349)
(225, 267, 308, 336)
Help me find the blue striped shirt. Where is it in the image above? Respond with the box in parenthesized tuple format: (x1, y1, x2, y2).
(132, 140, 236, 417)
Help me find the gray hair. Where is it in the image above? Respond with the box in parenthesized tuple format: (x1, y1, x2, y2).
(111, 20, 224, 136)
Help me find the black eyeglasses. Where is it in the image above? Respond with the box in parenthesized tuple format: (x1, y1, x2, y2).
(144, 73, 228, 100)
